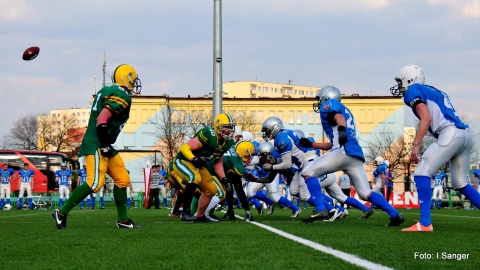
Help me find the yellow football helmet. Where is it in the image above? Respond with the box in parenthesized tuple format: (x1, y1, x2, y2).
(112, 64, 142, 94)
(235, 141, 254, 163)
(213, 113, 235, 140)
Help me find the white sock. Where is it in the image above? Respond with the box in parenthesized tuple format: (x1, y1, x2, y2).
(206, 196, 221, 215)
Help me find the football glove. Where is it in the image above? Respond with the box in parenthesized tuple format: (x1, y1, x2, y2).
(96, 123, 113, 157)
(221, 177, 232, 193)
(299, 138, 313, 148)
(338, 125, 348, 146)
(191, 157, 206, 168)
(263, 163, 273, 171)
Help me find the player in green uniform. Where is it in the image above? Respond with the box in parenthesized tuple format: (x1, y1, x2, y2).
(210, 141, 256, 221)
(52, 64, 141, 229)
(171, 113, 235, 222)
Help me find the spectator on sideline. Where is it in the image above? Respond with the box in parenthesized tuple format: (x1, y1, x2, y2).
(158, 167, 168, 208)
(147, 165, 160, 209)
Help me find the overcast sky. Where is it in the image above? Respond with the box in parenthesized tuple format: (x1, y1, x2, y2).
(1, 0, 479, 139)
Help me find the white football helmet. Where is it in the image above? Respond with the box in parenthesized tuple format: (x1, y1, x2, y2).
(233, 126, 243, 142)
(241, 131, 255, 142)
(261, 117, 284, 141)
(293, 129, 305, 138)
(3, 204, 12, 210)
(384, 160, 390, 166)
(390, 64, 425, 97)
(313, 85, 342, 112)
(375, 156, 385, 165)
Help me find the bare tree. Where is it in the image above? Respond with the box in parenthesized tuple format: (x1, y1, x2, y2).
(38, 112, 80, 152)
(2, 114, 39, 150)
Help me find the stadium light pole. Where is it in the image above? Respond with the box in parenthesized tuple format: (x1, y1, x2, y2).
(212, 0, 223, 120)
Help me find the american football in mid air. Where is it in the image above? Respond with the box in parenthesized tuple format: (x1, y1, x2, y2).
(22, 46, 40, 61)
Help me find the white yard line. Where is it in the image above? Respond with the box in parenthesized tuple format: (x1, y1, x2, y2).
(244, 217, 394, 270)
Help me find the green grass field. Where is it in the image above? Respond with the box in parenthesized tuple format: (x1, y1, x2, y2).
(1, 206, 479, 270)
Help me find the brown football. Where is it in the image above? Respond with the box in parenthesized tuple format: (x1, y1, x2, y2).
(22, 46, 40, 61)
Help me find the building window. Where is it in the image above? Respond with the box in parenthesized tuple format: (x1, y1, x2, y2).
(250, 85, 256, 91)
(280, 89, 284, 94)
(269, 110, 275, 117)
(308, 111, 314, 124)
(275, 88, 278, 93)
(295, 90, 298, 95)
(296, 111, 302, 124)
(171, 110, 179, 124)
(289, 110, 295, 124)
(77, 112, 80, 116)
(277, 111, 283, 121)
(257, 111, 264, 122)
(263, 87, 268, 92)
(299, 90, 304, 95)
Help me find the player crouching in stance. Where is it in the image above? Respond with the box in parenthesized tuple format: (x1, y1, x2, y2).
(172, 113, 235, 222)
(52, 64, 141, 229)
(390, 65, 480, 232)
(300, 85, 404, 226)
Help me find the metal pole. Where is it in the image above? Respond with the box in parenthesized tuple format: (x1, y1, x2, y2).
(212, 0, 222, 120)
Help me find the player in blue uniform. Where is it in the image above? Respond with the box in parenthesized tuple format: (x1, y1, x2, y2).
(300, 85, 404, 226)
(261, 118, 328, 222)
(55, 163, 73, 207)
(245, 141, 302, 218)
(390, 65, 480, 231)
(431, 169, 447, 209)
(77, 165, 88, 209)
(0, 163, 17, 209)
(158, 168, 168, 208)
(473, 169, 480, 193)
(18, 163, 35, 209)
(371, 156, 388, 209)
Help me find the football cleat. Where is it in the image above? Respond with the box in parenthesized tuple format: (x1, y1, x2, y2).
(206, 213, 221, 222)
(268, 203, 276, 215)
(244, 210, 253, 221)
(401, 222, 433, 232)
(180, 210, 197, 222)
(290, 209, 302, 218)
(360, 208, 375, 219)
(302, 209, 329, 223)
(387, 213, 405, 226)
(324, 209, 342, 222)
(168, 211, 180, 218)
(116, 219, 141, 228)
(193, 215, 210, 223)
(52, 209, 67, 229)
(339, 209, 348, 219)
(257, 208, 264, 215)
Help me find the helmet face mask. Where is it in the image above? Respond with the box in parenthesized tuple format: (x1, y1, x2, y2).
(235, 141, 255, 164)
(261, 117, 284, 141)
(313, 85, 342, 113)
(112, 64, 142, 95)
(390, 65, 425, 97)
(213, 113, 235, 140)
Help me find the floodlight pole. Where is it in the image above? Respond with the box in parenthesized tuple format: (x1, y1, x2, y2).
(212, 0, 223, 120)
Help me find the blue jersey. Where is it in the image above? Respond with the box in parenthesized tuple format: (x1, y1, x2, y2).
(19, 169, 34, 183)
(0, 168, 15, 184)
(387, 170, 393, 187)
(159, 169, 167, 185)
(55, 169, 72, 186)
(319, 99, 364, 161)
(433, 172, 447, 186)
(473, 169, 480, 179)
(274, 129, 316, 168)
(404, 84, 468, 138)
(78, 169, 87, 184)
(373, 163, 388, 184)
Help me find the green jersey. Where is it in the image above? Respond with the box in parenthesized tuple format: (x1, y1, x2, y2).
(176, 127, 235, 162)
(206, 155, 245, 177)
(79, 85, 132, 157)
